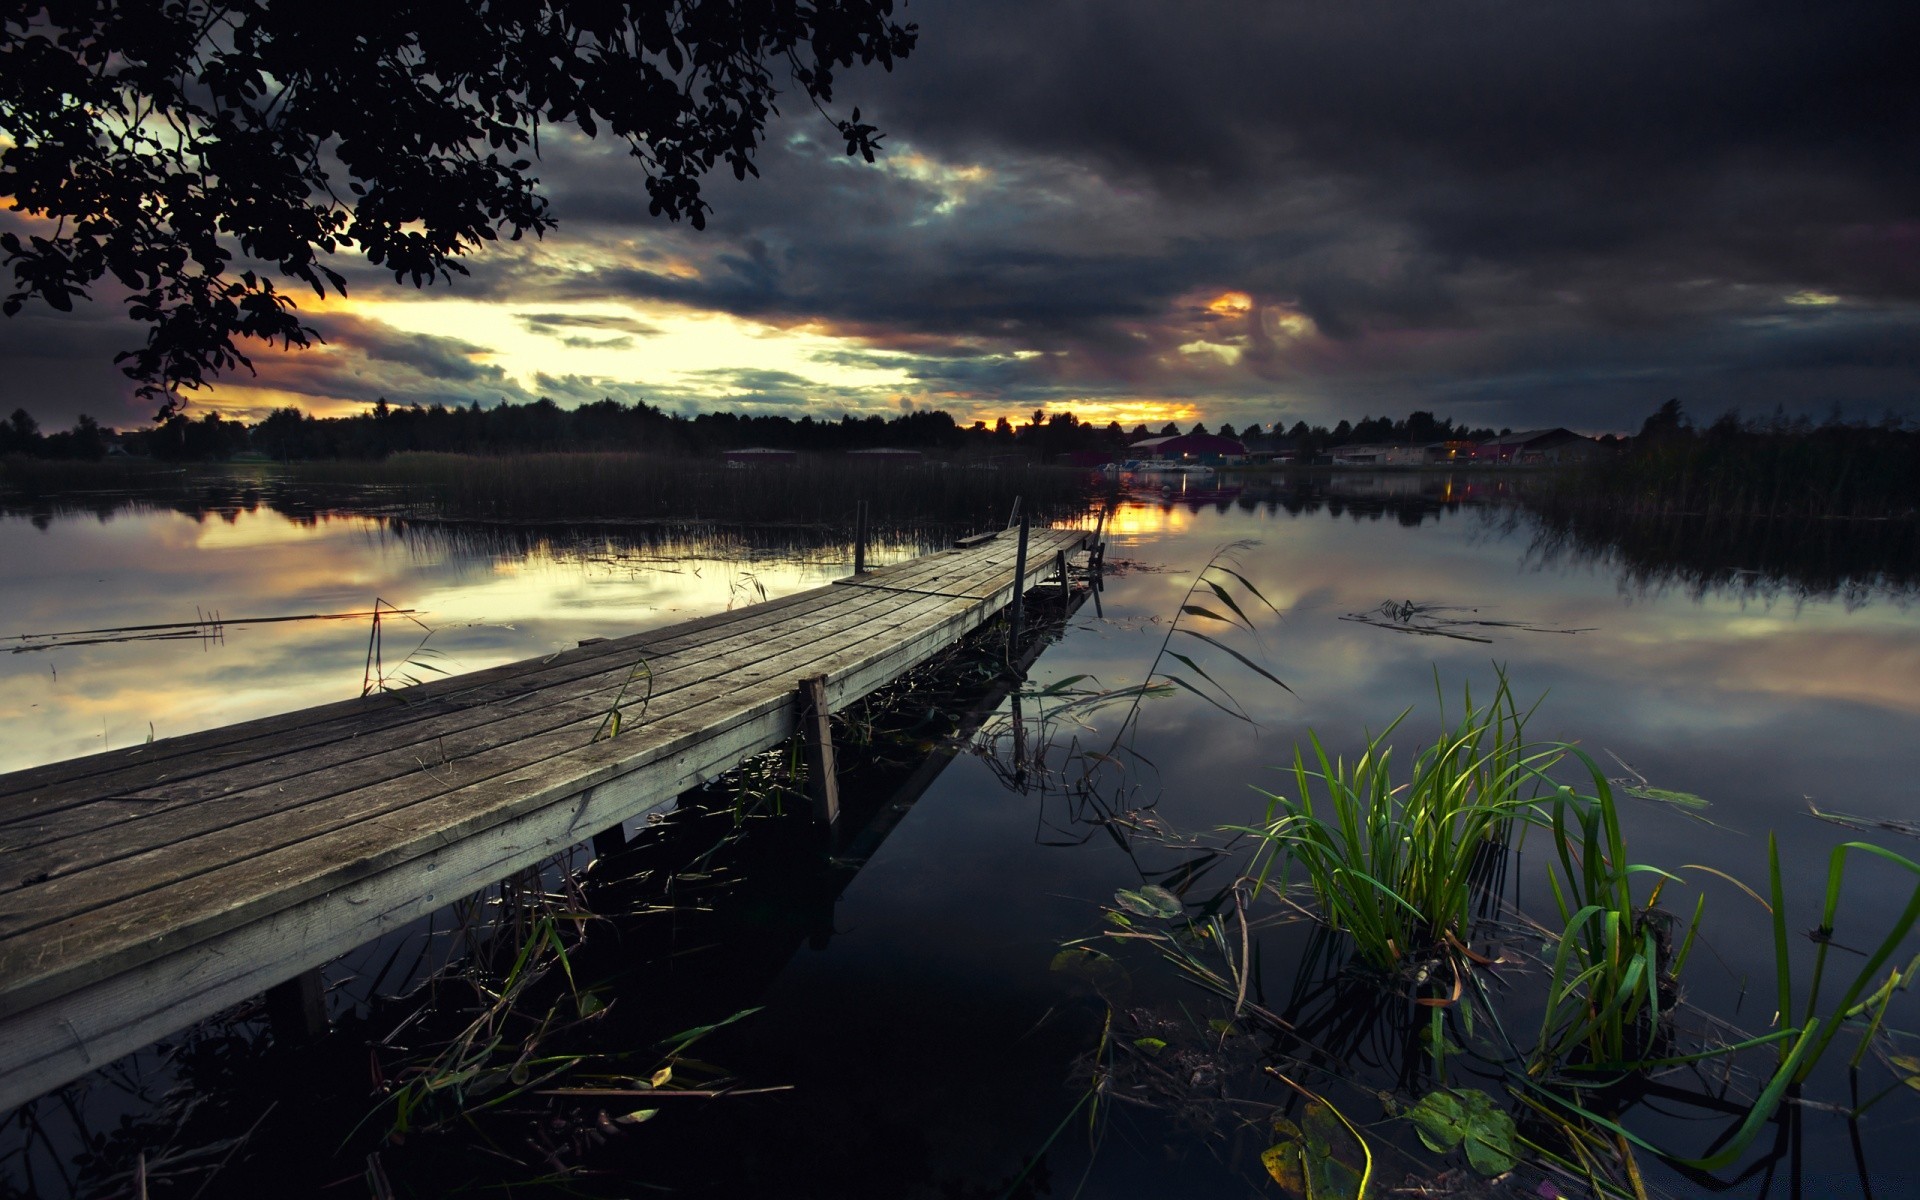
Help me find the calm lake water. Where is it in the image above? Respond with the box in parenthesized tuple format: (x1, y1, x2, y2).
(4, 469, 1918, 1198)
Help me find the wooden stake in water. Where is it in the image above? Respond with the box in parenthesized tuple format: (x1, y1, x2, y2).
(1008, 512, 1031, 652)
(853, 499, 869, 576)
(798, 675, 840, 825)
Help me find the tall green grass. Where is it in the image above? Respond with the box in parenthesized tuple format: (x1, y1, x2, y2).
(1532, 765, 1701, 1073)
(1102, 675, 1920, 1183)
(1245, 675, 1548, 976)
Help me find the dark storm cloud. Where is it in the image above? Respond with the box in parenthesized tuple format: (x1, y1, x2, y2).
(682, 367, 817, 408)
(6, 0, 1914, 430)
(0, 298, 153, 430)
(516, 311, 661, 338)
(199, 312, 540, 416)
(502, 0, 1920, 430)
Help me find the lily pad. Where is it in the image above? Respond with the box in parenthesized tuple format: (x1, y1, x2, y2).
(1114, 884, 1184, 919)
(1407, 1087, 1518, 1176)
(1262, 1102, 1367, 1198)
(1050, 946, 1128, 998)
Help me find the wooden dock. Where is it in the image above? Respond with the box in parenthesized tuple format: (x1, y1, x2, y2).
(0, 526, 1088, 1112)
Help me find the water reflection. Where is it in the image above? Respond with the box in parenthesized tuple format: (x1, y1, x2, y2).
(5, 481, 1920, 1196)
(0, 509, 922, 774)
(1515, 503, 1919, 606)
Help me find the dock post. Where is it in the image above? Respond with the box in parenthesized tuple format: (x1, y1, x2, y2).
(265, 969, 327, 1039)
(1055, 548, 1070, 599)
(1007, 512, 1030, 650)
(592, 822, 629, 858)
(853, 500, 869, 576)
(797, 675, 840, 825)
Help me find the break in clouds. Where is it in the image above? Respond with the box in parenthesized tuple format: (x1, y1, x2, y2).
(4, 0, 1918, 432)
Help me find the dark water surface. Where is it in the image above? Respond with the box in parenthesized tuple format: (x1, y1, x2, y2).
(4, 471, 1918, 1198)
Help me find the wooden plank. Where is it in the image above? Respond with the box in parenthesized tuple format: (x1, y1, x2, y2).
(0, 531, 1087, 956)
(0, 566, 923, 837)
(0, 535, 1068, 844)
(0, 572, 983, 916)
(953, 531, 998, 548)
(0, 543, 983, 817)
(0, 534, 1083, 871)
(0, 528, 1085, 1108)
(0, 536, 1078, 1025)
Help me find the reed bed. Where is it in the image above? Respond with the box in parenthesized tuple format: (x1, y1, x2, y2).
(1554, 422, 1920, 523)
(1081, 676, 1920, 1192)
(276, 451, 1100, 532)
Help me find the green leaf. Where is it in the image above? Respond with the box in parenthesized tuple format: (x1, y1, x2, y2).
(1050, 946, 1128, 997)
(1131, 1036, 1168, 1055)
(1156, 672, 1252, 722)
(1207, 564, 1279, 614)
(1113, 884, 1183, 919)
(1203, 578, 1254, 630)
(1176, 625, 1295, 694)
(1261, 1141, 1306, 1192)
(1623, 784, 1709, 809)
(1890, 1054, 1920, 1091)
(658, 1007, 761, 1053)
(1406, 1087, 1518, 1176)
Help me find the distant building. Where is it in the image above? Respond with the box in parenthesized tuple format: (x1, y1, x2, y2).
(1329, 443, 1425, 466)
(723, 447, 797, 465)
(1240, 437, 1302, 464)
(1469, 429, 1607, 466)
(1127, 433, 1248, 463)
(1425, 439, 1477, 464)
(846, 447, 923, 461)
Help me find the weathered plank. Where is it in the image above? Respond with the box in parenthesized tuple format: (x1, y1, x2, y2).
(0, 541, 991, 819)
(0, 528, 1086, 1111)
(0, 534, 1067, 844)
(0, 533, 1084, 893)
(0, 522, 1082, 1098)
(0, 571, 987, 917)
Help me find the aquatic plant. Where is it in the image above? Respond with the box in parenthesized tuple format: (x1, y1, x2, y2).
(1243, 673, 1545, 980)
(1529, 764, 1702, 1075)
(1077, 677, 1920, 1190)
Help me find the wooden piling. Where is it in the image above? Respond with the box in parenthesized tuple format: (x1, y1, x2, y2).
(592, 822, 629, 858)
(1007, 513, 1031, 650)
(853, 500, 869, 576)
(797, 675, 840, 825)
(264, 969, 327, 1039)
(0, 526, 1092, 1112)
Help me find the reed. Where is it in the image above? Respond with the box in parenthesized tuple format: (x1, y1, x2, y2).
(1100, 674, 1920, 1184)
(1244, 673, 1549, 977)
(1531, 762, 1702, 1073)
(278, 451, 1098, 531)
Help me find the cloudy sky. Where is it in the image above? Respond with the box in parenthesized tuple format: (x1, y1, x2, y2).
(5, 0, 1918, 435)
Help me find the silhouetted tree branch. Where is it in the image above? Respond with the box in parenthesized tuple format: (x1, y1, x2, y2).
(0, 0, 916, 413)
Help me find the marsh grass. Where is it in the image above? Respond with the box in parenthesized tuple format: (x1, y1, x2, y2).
(1078, 676, 1920, 1190)
(374, 864, 603, 1138)
(1243, 674, 1545, 981)
(277, 451, 1099, 532)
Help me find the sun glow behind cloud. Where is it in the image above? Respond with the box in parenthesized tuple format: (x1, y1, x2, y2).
(364, 298, 918, 396)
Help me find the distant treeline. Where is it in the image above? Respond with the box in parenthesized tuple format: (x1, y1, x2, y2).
(1552, 400, 1920, 520)
(0, 398, 1508, 463)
